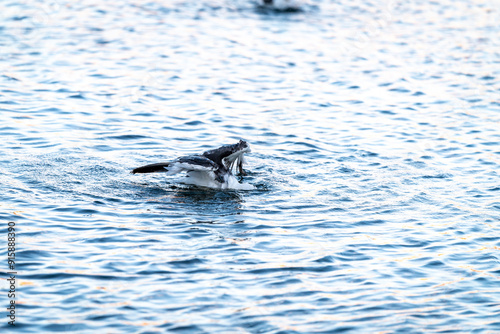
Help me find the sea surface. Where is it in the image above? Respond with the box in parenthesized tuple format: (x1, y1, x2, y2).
(1, 0, 499, 333)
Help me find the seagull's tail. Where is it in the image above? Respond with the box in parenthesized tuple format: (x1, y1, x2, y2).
(131, 162, 171, 174)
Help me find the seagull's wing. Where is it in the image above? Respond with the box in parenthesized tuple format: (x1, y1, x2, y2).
(132, 155, 219, 175)
(171, 156, 219, 174)
(131, 162, 172, 174)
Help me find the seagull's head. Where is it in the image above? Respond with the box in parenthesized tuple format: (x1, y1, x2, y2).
(235, 139, 251, 154)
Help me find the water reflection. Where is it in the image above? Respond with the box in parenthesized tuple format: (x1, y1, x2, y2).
(134, 184, 247, 220)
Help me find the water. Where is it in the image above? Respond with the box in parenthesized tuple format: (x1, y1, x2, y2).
(1, 0, 499, 332)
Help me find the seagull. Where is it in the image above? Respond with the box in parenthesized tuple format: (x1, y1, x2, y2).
(131, 140, 253, 190)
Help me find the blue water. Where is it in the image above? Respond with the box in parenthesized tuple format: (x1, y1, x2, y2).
(1, 0, 499, 332)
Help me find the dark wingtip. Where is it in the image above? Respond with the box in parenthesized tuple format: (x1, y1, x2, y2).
(130, 162, 171, 174)
(131, 167, 142, 174)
